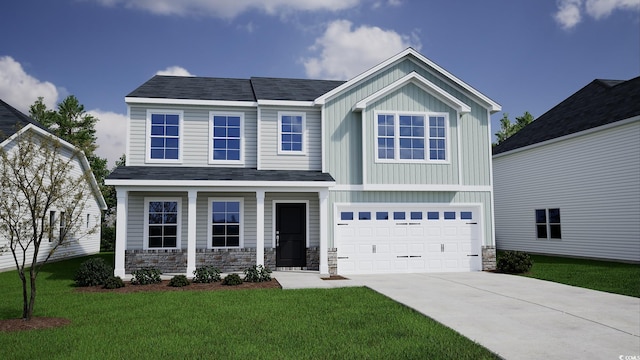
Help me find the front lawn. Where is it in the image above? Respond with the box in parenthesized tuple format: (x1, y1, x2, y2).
(521, 254, 640, 297)
(0, 254, 498, 359)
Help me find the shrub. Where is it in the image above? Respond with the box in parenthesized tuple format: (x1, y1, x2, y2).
(497, 251, 533, 274)
(222, 273, 243, 286)
(130, 267, 162, 285)
(74, 258, 113, 287)
(103, 276, 125, 289)
(168, 275, 190, 287)
(243, 265, 272, 282)
(192, 266, 221, 283)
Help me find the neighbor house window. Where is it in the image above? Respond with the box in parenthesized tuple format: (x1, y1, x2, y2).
(147, 111, 182, 162)
(376, 112, 448, 162)
(209, 199, 242, 248)
(278, 112, 305, 154)
(49, 211, 56, 242)
(536, 208, 561, 239)
(210, 112, 243, 164)
(59, 211, 66, 240)
(145, 199, 180, 249)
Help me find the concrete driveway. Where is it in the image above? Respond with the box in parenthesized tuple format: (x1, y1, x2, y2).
(346, 272, 640, 360)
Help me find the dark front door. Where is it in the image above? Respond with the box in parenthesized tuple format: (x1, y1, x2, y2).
(276, 203, 306, 267)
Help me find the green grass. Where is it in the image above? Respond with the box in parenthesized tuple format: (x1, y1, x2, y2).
(0, 254, 498, 360)
(520, 253, 640, 297)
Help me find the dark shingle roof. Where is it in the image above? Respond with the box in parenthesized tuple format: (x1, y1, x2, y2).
(126, 76, 345, 102)
(250, 77, 345, 101)
(493, 77, 640, 155)
(0, 99, 48, 142)
(127, 76, 255, 101)
(107, 166, 335, 182)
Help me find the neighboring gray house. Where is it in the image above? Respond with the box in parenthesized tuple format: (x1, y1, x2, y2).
(0, 99, 107, 271)
(493, 77, 640, 262)
(105, 48, 502, 277)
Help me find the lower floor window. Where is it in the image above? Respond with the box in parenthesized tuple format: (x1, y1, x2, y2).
(210, 199, 242, 248)
(536, 208, 561, 239)
(147, 200, 179, 248)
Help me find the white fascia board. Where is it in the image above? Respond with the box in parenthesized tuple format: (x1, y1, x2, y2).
(492, 115, 640, 159)
(257, 99, 316, 107)
(353, 72, 471, 113)
(330, 184, 492, 192)
(125, 97, 258, 108)
(2, 124, 108, 210)
(315, 47, 501, 113)
(105, 179, 336, 188)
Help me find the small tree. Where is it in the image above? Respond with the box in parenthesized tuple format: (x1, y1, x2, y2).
(0, 129, 98, 320)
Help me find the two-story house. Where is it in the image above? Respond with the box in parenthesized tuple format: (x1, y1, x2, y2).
(105, 48, 501, 277)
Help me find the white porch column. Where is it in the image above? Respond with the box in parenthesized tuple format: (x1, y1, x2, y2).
(319, 189, 329, 275)
(187, 190, 197, 276)
(256, 190, 265, 266)
(114, 188, 128, 277)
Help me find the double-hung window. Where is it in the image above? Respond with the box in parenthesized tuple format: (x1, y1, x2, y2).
(535, 208, 561, 239)
(210, 112, 243, 164)
(209, 199, 243, 248)
(147, 111, 182, 162)
(278, 112, 305, 154)
(145, 199, 180, 249)
(376, 112, 448, 162)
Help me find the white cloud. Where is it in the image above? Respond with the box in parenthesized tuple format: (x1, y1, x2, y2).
(155, 66, 194, 77)
(0, 56, 58, 113)
(93, 0, 361, 18)
(90, 110, 128, 167)
(302, 20, 421, 80)
(554, 0, 640, 29)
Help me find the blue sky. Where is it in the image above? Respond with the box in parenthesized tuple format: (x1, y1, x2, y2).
(1, 0, 638, 166)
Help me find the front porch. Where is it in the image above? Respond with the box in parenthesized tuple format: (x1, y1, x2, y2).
(106, 167, 335, 278)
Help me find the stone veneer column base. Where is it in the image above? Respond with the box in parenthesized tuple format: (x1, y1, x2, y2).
(482, 246, 497, 271)
(327, 248, 337, 276)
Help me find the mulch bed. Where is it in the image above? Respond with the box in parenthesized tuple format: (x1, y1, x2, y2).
(321, 275, 349, 280)
(0, 279, 281, 333)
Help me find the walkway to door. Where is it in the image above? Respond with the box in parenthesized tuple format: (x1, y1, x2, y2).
(274, 271, 640, 359)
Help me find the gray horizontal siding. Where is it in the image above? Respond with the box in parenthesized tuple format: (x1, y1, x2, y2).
(259, 107, 321, 170)
(494, 120, 640, 262)
(127, 105, 257, 167)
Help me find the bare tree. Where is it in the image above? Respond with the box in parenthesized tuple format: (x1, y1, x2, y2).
(0, 129, 98, 320)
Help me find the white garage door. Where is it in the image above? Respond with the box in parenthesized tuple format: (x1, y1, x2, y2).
(336, 205, 481, 275)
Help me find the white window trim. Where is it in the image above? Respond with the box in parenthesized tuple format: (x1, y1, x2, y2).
(536, 208, 562, 240)
(143, 197, 182, 250)
(373, 110, 451, 164)
(277, 111, 307, 155)
(145, 109, 184, 164)
(209, 111, 245, 165)
(207, 197, 244, 249)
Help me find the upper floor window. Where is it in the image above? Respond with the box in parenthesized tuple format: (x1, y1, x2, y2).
(147, 111, 182, 162)
(210, 112, 244, 164)
(278, 112, 305, 154)
(375, 112, 448, 162)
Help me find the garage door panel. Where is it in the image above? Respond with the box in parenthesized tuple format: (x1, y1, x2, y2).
(336, 205, 481, 275)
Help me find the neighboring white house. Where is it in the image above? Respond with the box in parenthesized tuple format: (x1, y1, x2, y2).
(493, 77, 640, 262)
(105, 48, 502, 277)
(0, 99, 107, 271)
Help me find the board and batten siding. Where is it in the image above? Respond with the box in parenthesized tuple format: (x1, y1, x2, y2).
(363, 83, 459, 185)
(127, 105, 257, 167)
(493, 120, 640, 262)
(259, 107, 322, 171)
(323, 57, 491, 186)
(327, 190, 493, 248)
